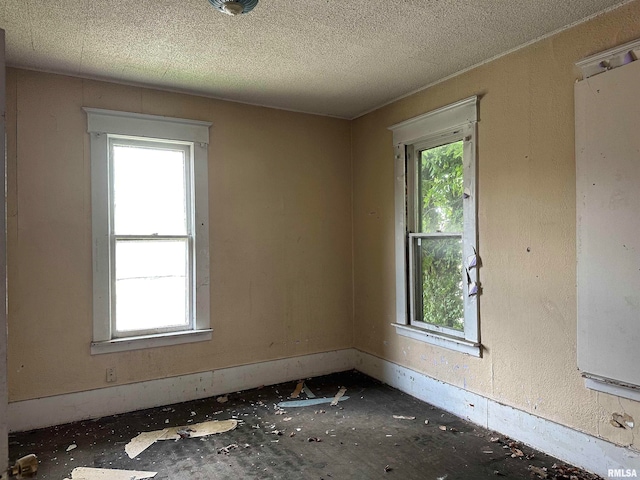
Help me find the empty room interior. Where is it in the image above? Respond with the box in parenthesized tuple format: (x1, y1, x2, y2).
(2, 0, 640, 478)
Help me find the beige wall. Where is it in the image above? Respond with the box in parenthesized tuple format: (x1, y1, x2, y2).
(6, 69, 353, 401)
(352, 1, 640, 449)
(7, 0, 640, 453)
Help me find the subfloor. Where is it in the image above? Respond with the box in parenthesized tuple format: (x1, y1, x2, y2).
(9, 370, 602, 479)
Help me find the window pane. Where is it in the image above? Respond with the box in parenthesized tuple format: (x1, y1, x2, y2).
(416, 236, 463, 331)
(419, 141, 463, 233)
(113, 144, 188, 235)
(115, 240, 189, 332)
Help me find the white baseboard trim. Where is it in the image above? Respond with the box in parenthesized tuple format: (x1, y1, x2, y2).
(8, 348, 356, 433)
(354, 350, 640, 478)
(8, 347, 639, 478)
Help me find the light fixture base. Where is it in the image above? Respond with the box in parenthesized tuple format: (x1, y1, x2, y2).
(208, 0, 258, 16)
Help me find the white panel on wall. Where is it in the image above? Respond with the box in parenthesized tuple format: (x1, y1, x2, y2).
(575, 57, 640, 398)
(0, 28, 7, 475)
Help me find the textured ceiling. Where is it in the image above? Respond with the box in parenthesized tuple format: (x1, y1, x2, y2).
(0, 0, 631, 118)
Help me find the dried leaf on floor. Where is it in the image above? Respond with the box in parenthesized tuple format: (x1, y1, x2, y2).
(510, 448, 524, 458)
(528, 465, 548, 478)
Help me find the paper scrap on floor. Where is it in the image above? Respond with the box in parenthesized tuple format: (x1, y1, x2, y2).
(125, 419, 238, 458)
(63, 467, 157, 479)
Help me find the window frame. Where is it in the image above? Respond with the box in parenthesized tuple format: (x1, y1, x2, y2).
(389, 97, 481, 357)
(84, 108, 212, 355)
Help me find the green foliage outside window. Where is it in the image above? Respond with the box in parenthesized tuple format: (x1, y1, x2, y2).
(417, 141, 464, 330)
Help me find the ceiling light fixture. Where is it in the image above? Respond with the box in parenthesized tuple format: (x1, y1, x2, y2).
(209, 0, 258, 16)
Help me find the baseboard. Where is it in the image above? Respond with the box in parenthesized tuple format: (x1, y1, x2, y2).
(9, 347, 639, 478)
(354, 350, 640, 479)
(8, 348, 356, 433)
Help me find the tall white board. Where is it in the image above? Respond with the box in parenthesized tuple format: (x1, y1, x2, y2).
(576, 57, 640, 398)
(0, 28, 7, 475)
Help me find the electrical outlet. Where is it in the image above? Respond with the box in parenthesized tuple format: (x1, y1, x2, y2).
(106, 367, 117, 383)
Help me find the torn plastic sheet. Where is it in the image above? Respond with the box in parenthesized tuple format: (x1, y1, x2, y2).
(63, 467, 157, 480)
(125, 419, 237, 458)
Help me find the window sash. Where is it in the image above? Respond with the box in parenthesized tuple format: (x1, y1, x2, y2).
(408, 232, 465, 338)
(107, 136, 196, 338)
(111, 235, 193, 337)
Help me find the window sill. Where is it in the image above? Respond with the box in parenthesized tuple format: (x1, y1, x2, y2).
(392, 323, 481, 357)
(91, 329, 212, 355)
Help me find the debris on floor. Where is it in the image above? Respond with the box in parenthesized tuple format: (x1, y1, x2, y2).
(529, 465, 548, 478)
(125, 419, 238, 458)
(66, 444, 77, 452)
(330, 387, 347, 406)
(8, 371, 606, 480)
(125, 430, 168, 459)
(62, 467, 157, 479)
(8, 454, 38, 478)
(302, 383, 316, 398)
(159, 419, 238, 440)
(550, 463, 604, 480)
(290, 381, 304, 398)
(278, 395, 349, 408)
(217, 443, 238, 455)
(216, 395, 229, 403)
(393, 415, 415, 420)
(510, 445, 525, 458)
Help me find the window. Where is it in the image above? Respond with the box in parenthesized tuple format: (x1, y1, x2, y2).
(85, 108, 212, 354)
(389, 97, 480, 356)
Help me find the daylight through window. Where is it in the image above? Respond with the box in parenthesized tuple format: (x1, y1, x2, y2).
(390, 97, 480, 356)
(85, 108, 212, 354)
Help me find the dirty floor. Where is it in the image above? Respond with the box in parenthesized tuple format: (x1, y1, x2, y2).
(9, 370, 602, 479)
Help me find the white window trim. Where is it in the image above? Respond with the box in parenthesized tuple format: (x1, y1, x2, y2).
(388, 96, 481, 357)
(84, 108, 212, 355)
